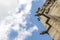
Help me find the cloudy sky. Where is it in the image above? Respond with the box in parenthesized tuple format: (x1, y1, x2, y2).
(0, 0, 52, 40)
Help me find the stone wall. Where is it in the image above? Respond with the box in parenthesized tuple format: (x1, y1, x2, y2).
(35, 0, 60, 40)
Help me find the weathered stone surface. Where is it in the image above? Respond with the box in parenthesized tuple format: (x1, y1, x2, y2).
(35, 0, 60, 40)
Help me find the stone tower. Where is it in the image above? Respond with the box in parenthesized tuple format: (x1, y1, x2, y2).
(35, 0, 60, 40)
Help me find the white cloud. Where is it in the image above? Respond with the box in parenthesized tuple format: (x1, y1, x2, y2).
(14, 25, 38, 40)
(0, 0, 18, 20)
(0, 0, 38, 40)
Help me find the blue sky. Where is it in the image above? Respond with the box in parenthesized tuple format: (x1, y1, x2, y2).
(25, 0, 52, 40)
(0, 0, 52, 40)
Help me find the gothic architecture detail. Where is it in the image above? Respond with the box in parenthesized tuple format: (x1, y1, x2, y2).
(35, 0, 60, 40)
